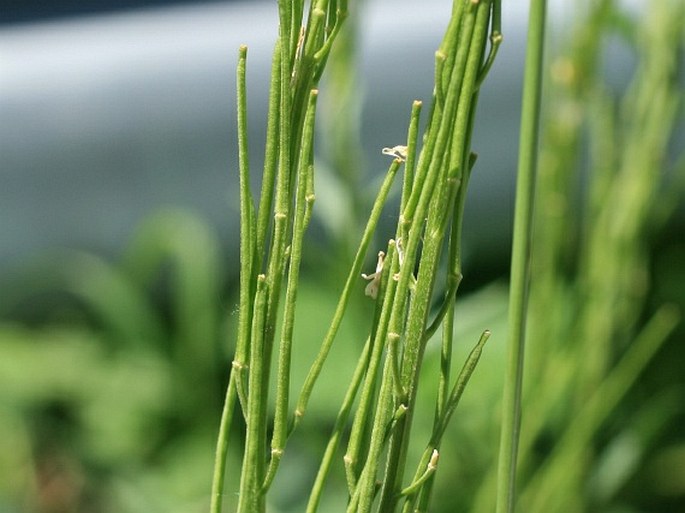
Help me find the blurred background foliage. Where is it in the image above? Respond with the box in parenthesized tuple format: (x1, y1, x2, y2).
(1, 1, 684, 512)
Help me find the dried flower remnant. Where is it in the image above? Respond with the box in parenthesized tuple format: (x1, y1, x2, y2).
(382, 145, 409, 162)
(361, 251, 386, 299)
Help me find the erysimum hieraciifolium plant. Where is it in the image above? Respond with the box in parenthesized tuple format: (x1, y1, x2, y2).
(211, 1, 504, 512)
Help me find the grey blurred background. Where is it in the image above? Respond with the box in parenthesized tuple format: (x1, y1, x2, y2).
(0, 0, 537, 286)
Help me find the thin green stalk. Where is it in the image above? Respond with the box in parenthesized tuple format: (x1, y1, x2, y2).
(342, 91, 424, 490)
(350, 340, 399, 513)
(234, 44, 256, 413)
(495, 1, 546, 512)
(423, 153, 475, 342)
(344, 243, 399, 494)
(434, 330, 491, 438)
(214, 3, 350, 512)
(409, 330, 490, 513)
(210, 45, 254, 513)
(372, 61, 472, 504)
(258, 37, 294, 412)
(237, 35, 293, 513)
(398, 2, 475, 231)
(216, 2, 507, 512)
(237, 13, 305, 512)
(289, 7, 326, 162)
(237, 275, 268, 513)
(435, 298, 454, 433)
(476, 0, 502, 88)
(340, 250, 393, 495)
(313, 6, 349, 73)
(400, 449, 439, 498)
(263, 90, 319, 491)
(210, 375, 238, 513)
(305, 336, 373, 513)
(377, 5, 493, 510)
(437, 0, 467, 104)
(387, 331, 405, 401)
(290, 0, 304, 61)
(471, 4, 609, 509)
(278, 0, 293, 65)
(292, 158, 402, 430)
(254, 46, 282, 272)
(401, 101, 423, 218)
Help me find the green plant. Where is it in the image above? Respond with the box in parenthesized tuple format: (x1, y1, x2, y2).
(2, 2, 683, 513)
(473, 1, 685, 512)
(211, 1, 504, 512)
(495, 0, 546, 511)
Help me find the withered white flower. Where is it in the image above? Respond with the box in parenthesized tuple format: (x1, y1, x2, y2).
(381, 145, 408, 162)
(361, 251, 386, 299)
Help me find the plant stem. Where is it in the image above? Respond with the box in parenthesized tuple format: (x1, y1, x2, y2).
(210, 44, 254, 513)
(254, 47, 282, 273)
(264, 90, 319, 491)
(305, 336, 373, 513)
(210, 375, 238, 513)
(375, 4, 493, 510)
(495, 1, 546, 512)
(237, 274, 268, 513)
(407, 330, 490, 513)
(344, 242, 399, 494)
(212, 3, 349, 511)
(293, 158, 402, 429)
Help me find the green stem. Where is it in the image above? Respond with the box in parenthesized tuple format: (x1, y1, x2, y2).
(209, 374, 238, 513)
(264, 90, 319, 492)
(434, 330, 490, 438)
(495, 1, 546, 512)
(377, 4, 493, 510)
(254, 46, 282, 273)
(402, 328, 490, 513)
(292, 158, 402, 430)
(400, 449, 439, 498)
(237, 275, 268, 513)
(350, 340, 399, 513)
(344, 242, 399, 494)
(217, 3, 350, 511)
(210, 44, 254, 513)
(408, 330, 490, 513)
(305, 336, 373, 513)
(423, 153, 475, 342)
(401, 101, 423, 217)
